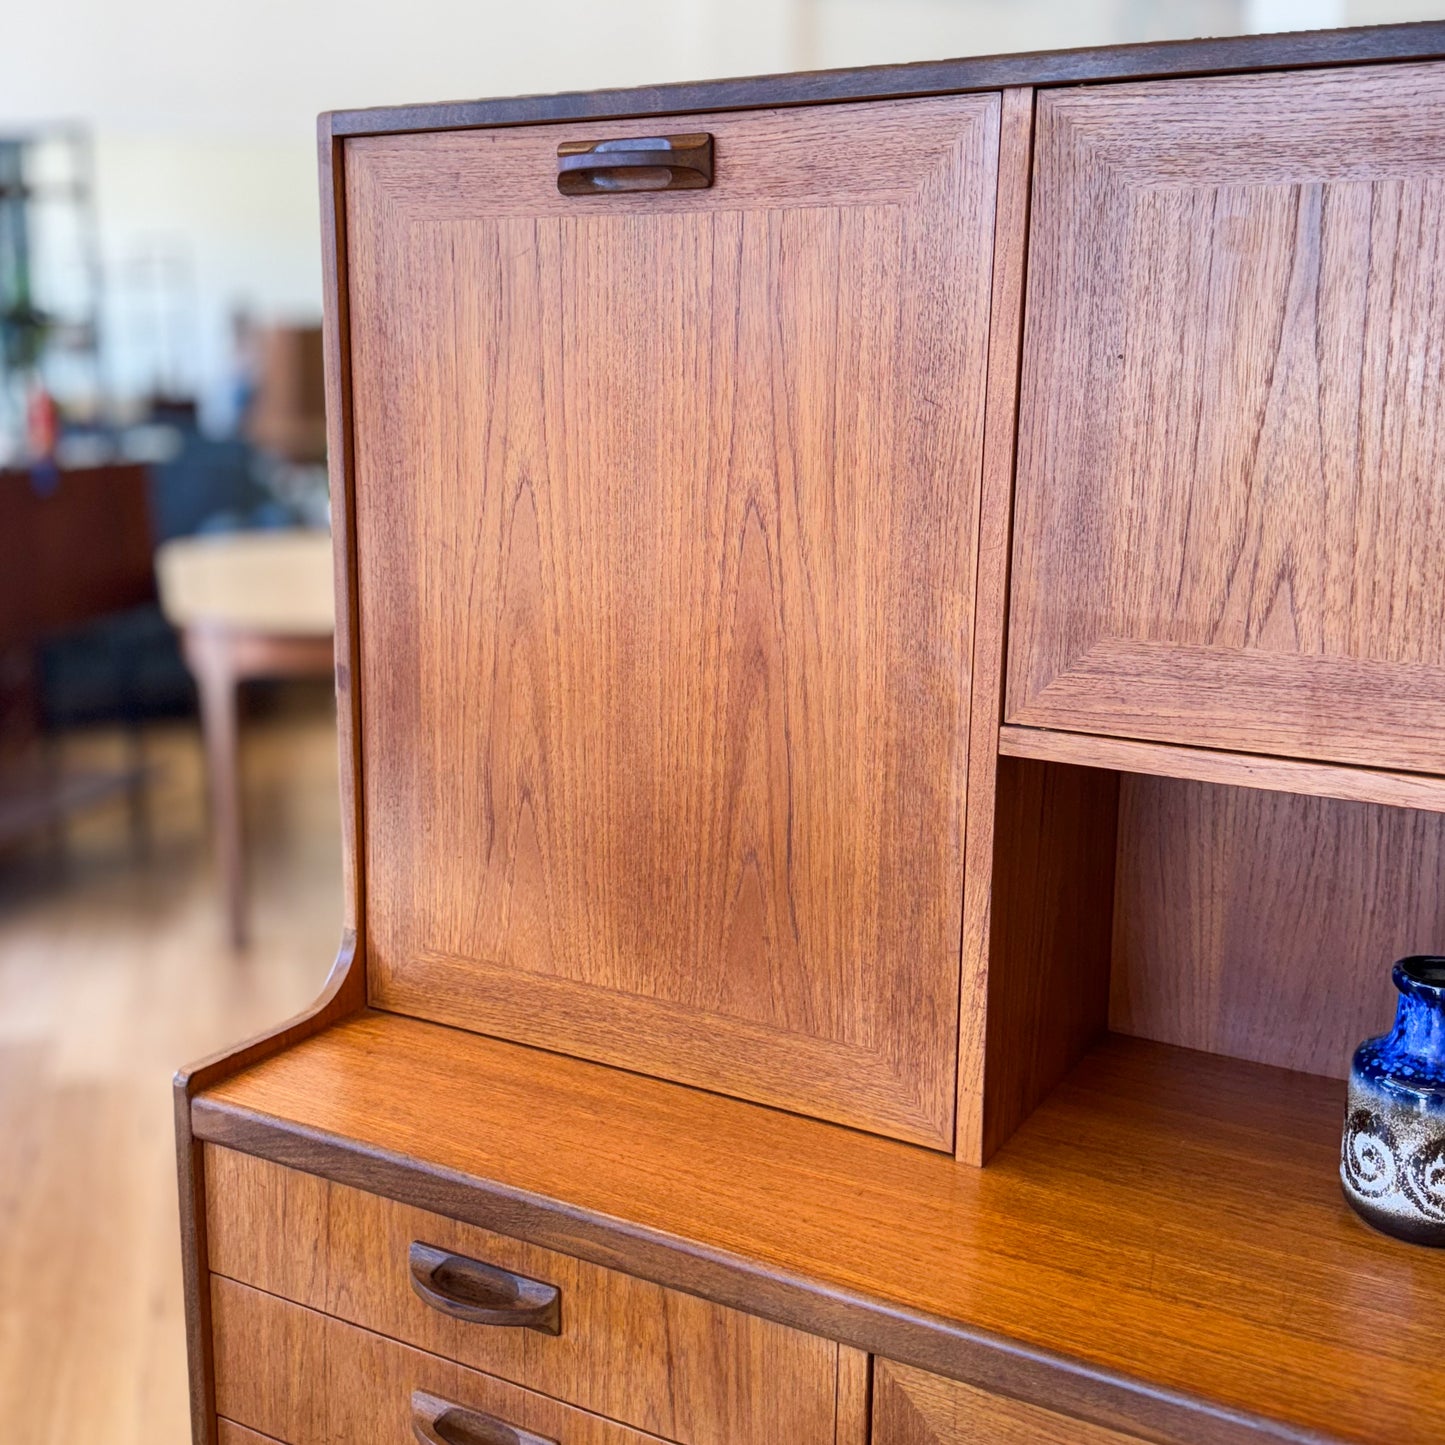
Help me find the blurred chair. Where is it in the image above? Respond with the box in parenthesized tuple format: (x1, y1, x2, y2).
(156, 529, 334, 948)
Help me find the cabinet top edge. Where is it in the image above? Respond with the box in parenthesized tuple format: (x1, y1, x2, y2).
(322, 20, 1445, 139)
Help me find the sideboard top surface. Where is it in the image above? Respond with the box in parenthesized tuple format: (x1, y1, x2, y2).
(322, 21, 1445, 137)
(194, 1011, 1445, 1445)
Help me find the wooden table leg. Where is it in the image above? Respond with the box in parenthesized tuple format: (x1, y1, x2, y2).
(182, 627, 247, 950)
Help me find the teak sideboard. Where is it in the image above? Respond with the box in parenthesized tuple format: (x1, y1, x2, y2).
(178, 22, 1445, 1445)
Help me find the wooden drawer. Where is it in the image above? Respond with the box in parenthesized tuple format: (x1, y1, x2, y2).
(873, 1361, 1150, 1445)
(205, 1146, 837, 1445)
(218, 1426, 282, 1445)
(213, 1275, 672, 1445)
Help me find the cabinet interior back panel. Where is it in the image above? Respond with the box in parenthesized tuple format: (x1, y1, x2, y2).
(1009, 62, 1445, 774)
(345, 97, 1002, 1147)
(1111, 774, 1445, 1078)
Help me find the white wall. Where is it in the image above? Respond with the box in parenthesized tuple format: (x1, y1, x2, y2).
(5, 0, 800, 422)
(3, 0, 1441, 422)
(803, 0, 1239, 69)
(90, 135, 321, 422)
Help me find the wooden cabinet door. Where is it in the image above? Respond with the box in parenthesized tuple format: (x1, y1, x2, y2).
(1009, 63, 1445, 774)
(345, 97, 1002, 1148)
(872, 1361, 1147, 1445)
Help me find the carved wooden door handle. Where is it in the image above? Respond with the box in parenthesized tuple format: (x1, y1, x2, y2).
(412, 1390, 559, 1445)
(556, 133, 713, 194)
(409, 1241, 561, 1335)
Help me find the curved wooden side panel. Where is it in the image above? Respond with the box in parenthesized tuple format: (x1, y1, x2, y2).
(174, 112, 370, 1445)
(174, 935, 367, 1445)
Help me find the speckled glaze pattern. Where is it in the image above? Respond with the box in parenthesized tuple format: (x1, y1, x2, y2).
(1342, 957, 1445, 1247)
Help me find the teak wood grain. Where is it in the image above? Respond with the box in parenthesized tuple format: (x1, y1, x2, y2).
(194, 1013, 1445, 1445)
(999, 725, 1445, 815)
(204, 1144, 837, 1445)
(1009, 61, 1445, 774)
(1112, 775, 1445, 1078)
(873, 1359, 1147, 1445)
(211, 1276, 672, 1445)
(346, 96, 1004, 1148)
(955, 86, 1035, 1164)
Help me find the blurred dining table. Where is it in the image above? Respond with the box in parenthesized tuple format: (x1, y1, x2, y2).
(157, 529, 334, 948)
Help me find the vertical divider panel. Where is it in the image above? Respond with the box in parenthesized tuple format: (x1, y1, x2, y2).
(955, 87, 1035, 1163)
(979, 757, 1120, 1161)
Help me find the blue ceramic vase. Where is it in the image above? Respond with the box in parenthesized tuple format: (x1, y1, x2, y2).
(1341, 956, 1445, 1245)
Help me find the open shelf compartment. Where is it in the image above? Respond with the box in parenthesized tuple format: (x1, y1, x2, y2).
(977, 744, 1445, 1164)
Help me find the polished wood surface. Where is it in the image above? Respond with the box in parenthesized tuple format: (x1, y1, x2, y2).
(326, 23, 1445, 138)
(873, 1360, 1145, 1445)
(1112, 775, 1445, 1078)
(204, 1145, 837, 1445)
(1009, 62, 1445, 774)
(347, 97, 1003, 1148)
(211, 1277, 671, 1445)
(195, 1012, 1445, 1445)
(955, 85, 1035, 1164)
(999, 725, 1445, 814)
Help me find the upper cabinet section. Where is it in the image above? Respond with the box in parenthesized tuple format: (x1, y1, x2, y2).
(344, 96, 1004, 1148)
(1008, 63, 1445, 775)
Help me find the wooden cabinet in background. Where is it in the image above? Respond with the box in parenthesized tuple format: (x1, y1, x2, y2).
(1008, 63, 1445, 774)
(346, 97, 1004, 1148)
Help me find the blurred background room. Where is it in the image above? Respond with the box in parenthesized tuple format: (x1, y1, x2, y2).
(0, 0, 1438, 1439)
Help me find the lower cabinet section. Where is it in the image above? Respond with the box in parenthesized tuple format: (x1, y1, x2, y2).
(872, 1361, 1146, 1445)
(213, 1276, 675, 1445)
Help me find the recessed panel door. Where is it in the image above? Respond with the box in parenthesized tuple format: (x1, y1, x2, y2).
(1010, 64, 1445, 774)
(346, 97, 1002, 1147)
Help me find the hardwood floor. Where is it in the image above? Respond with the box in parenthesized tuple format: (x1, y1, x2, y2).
(0, 694, 342, 1444)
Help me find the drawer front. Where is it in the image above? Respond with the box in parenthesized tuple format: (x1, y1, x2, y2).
(205, 1146, 837, 1445)
(346, 95, 1005, 1149)
(1008, 62, 1445, 774)
(212, 1275, 669, 1445)
(218, 1426, 284, 1445)
(873, 1361, 1148, 1445)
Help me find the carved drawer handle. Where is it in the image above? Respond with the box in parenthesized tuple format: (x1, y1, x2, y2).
(412, 1390, 559, 1445)
(409, 1241, 561, 1335)
(556, 133, 713, 194)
